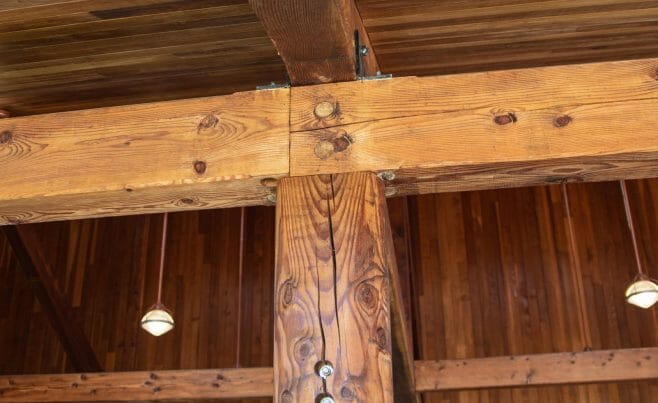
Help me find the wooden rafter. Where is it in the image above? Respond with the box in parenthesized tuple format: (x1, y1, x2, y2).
(249, 0, 378, 84)
(2, 58, 658, 225)
(2, 348, 657, 401)
(1, 226, 102, 372)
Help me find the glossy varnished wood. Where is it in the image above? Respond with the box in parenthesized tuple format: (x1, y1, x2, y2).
(274, 172, 393, 402)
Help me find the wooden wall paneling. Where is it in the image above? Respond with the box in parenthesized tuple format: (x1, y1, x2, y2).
(409, 181, 658, 402)
(1, 225, 102, 372)
(238, 206, 276, 403)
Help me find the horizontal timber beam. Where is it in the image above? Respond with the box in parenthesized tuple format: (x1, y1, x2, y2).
(0, 90, 289, 224)
(0, 367, 274, 402)
(415, 347, 658, 391)
(2, 348, 657, 401)
(3, 58, 658, 224)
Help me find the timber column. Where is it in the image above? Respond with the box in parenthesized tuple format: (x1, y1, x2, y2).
(274, 172, 394, 402)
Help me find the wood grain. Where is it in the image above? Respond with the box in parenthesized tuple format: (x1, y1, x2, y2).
(0, 0, 287, 116)
(249, 0, 378, 85)
(0, 367, 274, 401)
(1, 225, 101, 373)
(415, 348, 658, 391)
(274, 172, 393, 402)
(291, 95, 658, 194)
(358, 0, 658, 77)
(290, 57, 658, 131)
(0, 88, 288, 225)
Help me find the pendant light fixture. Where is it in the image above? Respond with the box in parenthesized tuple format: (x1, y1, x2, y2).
(141, 213, 175, 336)
(619, 181, 658, 309)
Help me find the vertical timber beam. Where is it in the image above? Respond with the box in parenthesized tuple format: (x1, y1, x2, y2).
(249, 0, 379, 85)
(274, 172, 393, 402)
(2, 225, 102, 372)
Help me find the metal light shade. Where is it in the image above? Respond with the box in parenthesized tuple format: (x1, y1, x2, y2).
(141, 304, 174, 336)
(625, 276, 658, 309)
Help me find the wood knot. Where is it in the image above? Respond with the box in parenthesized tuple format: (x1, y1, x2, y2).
(281, 280, 294, 307)
(149, 373, 158, 380)
(197, 113, 219, 134)
(314, 101, 337, 119)
(260, 177, 278, 188)
(0, 109, 10, 119)
(179, 198, 195, 205)
(314, 132, 352, 160)
(553, 115, 572, 128)
(375, 327, 388, 350)
(193, 160, 207, 175)
(340, 386, 355, 400)
(356, 282, 378, 313)
(293, 338, 314, 363)
(0, 130, 13, 144)
(216, 374, 226, 381)
(281, 390, 293, 403)
(494, 112, 517, 125)
(79, 374, 87, 381)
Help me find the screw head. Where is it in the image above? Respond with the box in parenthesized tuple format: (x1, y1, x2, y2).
(315, 360, 334, 379)
(360, 46, 369, 56)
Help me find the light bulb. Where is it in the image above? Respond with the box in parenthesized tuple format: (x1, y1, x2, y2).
(625, 278, 658, 309)
(141, 305, 174, 336)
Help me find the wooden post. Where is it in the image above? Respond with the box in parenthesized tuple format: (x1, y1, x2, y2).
(274, 172, 394, 402)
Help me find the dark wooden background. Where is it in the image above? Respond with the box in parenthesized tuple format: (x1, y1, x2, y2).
(1, 180, 657, 402)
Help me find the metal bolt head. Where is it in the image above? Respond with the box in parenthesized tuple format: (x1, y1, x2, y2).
(316, 393, 335, 403)
(315, 361, 334, 379)
(360, 45, 369, 56)
(377, 170, 396, 181)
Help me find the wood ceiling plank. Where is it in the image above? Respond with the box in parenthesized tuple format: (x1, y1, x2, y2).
(274, 172, 394, 402)
(249, 0, 378, 84)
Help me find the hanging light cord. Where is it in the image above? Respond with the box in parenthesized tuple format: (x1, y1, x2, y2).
(561, 183, 592, 350)
(156, 212, 169, 305)
(620, 180, 645, 276)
